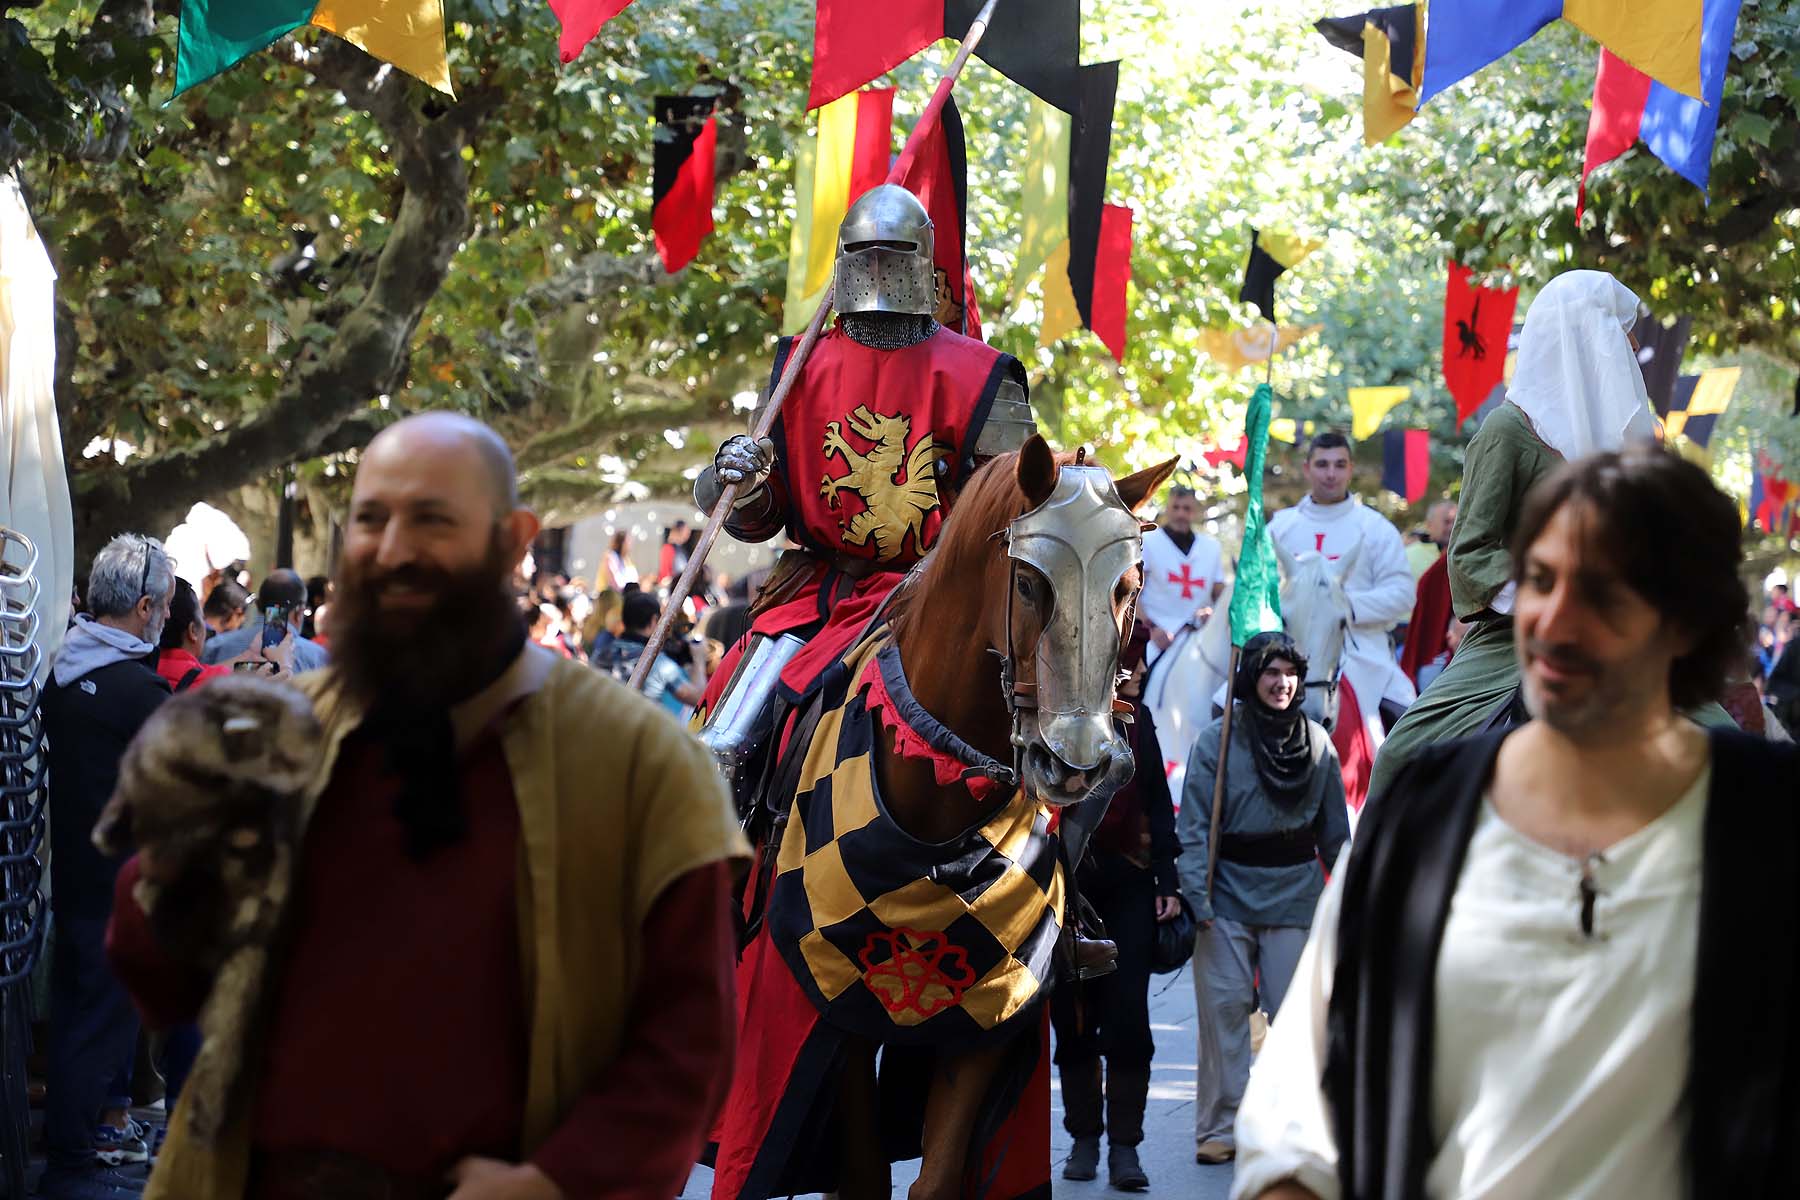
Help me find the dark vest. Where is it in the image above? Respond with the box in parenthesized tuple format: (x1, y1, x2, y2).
(1324, 727, 1800, 1198)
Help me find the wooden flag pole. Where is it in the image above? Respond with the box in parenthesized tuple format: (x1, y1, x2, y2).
(1204, 644, 1242, 903)
(630, 0, 1008, 690)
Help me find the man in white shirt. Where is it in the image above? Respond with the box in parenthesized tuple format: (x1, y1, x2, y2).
(1139, 485, 1225, 661)
(1234, 446, 1799, 1200)
(1266, 432, 1417, 738)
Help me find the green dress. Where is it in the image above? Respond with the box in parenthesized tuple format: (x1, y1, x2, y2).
(1368, 402, 1556, 798)
(1370, 401, 1735, 800)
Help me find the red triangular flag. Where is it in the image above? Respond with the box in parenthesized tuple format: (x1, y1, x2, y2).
(897, 93, 981, 339)
(809, 0, 943, 110)
(1579, 51, 1653, 219)
(1443, 262, 1518, 427)
(651, 98, 717, 274)
(549, 0, 634, 63)
(1089, 204, 1133, 364)
(1203, 439, 1248, 471)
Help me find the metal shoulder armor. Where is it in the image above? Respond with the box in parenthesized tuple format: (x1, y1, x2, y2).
(974, 372, 1037, 460)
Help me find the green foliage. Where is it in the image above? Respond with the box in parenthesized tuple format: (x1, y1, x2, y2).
(7, 0, 1795, 555)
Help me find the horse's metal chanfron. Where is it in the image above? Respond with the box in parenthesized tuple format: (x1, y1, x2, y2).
(1005, 465, 1143, 794)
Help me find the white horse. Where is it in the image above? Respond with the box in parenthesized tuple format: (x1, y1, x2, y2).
(1142, 580, 1234, 803)
(1274, 539, 1385, 815)
(1273, 540, 1358, 734)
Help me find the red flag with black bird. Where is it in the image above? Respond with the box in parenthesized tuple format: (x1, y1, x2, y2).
(651, 95, 720, 274)
(1443, 262, 1518, 427)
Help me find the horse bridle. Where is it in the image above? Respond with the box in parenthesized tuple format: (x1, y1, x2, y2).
(1300, 612, 1350, 725)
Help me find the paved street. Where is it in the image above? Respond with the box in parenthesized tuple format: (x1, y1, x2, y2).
(682, 960, 1235, 1199)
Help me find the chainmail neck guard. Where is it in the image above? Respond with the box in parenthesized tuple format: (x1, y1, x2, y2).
(840, 313, 939, 350)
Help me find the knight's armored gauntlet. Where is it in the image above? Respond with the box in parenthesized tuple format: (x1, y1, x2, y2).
(695, 435, 776, 513)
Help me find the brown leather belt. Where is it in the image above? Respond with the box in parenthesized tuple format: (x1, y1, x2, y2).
(249, 1149, 450, 1200)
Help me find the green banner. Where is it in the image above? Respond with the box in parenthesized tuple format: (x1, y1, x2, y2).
(175, 0, 316, 95)
(1228, 383, 1283, 646)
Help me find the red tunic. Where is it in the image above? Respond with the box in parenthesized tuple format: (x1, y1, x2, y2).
(107, 727, 739, 1199)
(721, 324, 1020, 703)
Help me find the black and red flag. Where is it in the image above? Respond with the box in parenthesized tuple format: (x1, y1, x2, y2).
(1063, 61, 1125, 355)
(809, 0, 1081, 111)
(1381, 428, 1430, 503)
(651, 95, 719, 274)
(1026, 61, 1133, 361)
(1443, 262, 1518, 427)
(897, 94, 981, 338)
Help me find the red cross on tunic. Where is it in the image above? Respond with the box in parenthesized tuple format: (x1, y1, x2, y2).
(1313, 532, 1341, 562)
(1169, 564, 1206, 600)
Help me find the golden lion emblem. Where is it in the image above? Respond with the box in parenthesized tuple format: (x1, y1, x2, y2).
(819, 406, 942, 562)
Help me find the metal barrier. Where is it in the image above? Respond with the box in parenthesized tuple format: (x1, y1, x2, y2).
(0, 530, 48, 1199)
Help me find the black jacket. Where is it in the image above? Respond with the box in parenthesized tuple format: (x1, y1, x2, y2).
(42, 656, 169, 919)
(1324, 727, 1800, 1199)
(1094, 705, 1180, 896)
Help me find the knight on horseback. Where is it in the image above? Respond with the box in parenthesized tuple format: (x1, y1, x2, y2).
(691, 183, 1034, 796)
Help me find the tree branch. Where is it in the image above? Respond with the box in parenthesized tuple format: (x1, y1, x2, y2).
(70, 59, 504, 559)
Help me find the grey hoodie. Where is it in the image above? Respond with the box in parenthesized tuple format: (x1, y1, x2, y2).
(51, 614, 157, 687)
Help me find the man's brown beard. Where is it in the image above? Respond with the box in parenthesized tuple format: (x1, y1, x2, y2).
(330, 530, 524, 711)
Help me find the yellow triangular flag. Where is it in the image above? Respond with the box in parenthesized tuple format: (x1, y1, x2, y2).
(1011, 98, 1072, 303)
(311, 0, 453, 97)
(1563, 0, 1704, 100)
(1259, 232, 1323, 270)
(1198, 325, 1322, 373)
(1360, 17, 1419, 145)
(782, 139, 826, 335)
(1348, 385, 1410, 441)
(1037, 238, 1082, 348)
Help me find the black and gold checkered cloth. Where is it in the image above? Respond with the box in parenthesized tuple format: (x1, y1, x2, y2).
(766, 626, 1064, 1046)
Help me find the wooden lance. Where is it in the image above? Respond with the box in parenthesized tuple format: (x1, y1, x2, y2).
(630, 0, 1009, 690)
(1204, 644, 1240, 904)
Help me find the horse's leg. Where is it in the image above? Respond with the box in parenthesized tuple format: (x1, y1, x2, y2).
(910, 1040, 1008, 1200)
(836, 1036, 889, 1200)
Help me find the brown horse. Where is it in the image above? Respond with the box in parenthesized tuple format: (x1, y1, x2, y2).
(729, 435, 1173, 1200)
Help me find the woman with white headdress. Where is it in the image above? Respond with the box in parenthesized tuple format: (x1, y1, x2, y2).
(1368, 270, 1680, 797)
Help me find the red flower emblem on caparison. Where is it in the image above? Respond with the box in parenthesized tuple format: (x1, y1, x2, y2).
(859, 927, 977, 1017)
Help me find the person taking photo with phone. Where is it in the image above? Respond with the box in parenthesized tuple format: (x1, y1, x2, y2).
(201, 570, 328, 674)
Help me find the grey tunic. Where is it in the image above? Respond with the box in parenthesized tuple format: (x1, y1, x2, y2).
(1176, 709, 1349, 928)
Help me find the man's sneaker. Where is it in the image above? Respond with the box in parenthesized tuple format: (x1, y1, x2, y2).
(36, 1165, 146, 1198)
(91, 1118, 150, 1166)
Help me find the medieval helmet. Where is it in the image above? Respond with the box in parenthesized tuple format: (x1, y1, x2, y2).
(833, 184, 936, 317)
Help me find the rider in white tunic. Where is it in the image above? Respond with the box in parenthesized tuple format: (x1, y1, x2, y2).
(1139, 485, 1224, 664)
(1266, 432, 1417, 736)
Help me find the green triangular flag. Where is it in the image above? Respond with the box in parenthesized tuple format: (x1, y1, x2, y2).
(175, 0, 317, 95)
(1228, 383, 1283, 646)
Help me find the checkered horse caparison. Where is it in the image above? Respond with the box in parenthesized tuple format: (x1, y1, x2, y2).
(765, 625, 1064, 1044)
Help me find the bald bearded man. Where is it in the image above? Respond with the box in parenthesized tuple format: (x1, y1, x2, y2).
(109, 414, 749, 1200)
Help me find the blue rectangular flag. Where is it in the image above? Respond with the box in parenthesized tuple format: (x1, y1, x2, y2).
(1419, 0, 1563, 103)
(1636, 0, 1745, 192)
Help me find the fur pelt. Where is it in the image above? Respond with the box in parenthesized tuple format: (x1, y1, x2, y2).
(93, 673, 322, 1143)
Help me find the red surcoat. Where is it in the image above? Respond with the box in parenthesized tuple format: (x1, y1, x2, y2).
(716, 323, 1021, 703)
